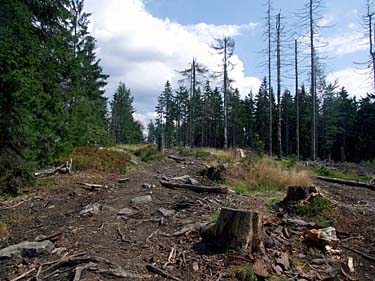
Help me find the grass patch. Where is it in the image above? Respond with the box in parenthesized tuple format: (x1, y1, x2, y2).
(296, 196, 331, 216)
(65, 146, 131, 173)
(134, 145, 166, 163)
(227, 157, 312, 190)
(234, 267, 258, 281)
(314, 167, 371, 182)
(0, 215, 34, 238)
(175, 147, 212, 158)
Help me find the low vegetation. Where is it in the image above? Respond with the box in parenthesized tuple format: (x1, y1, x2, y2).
(313, 167, 371, 182)
(134, 145, 166, 163)
(234, 267, 258, 281)
(0, 215, 34, 238)
(65, 146, 131, 173)
(296, 196, 331, 216)
(226, 157, 312, 190)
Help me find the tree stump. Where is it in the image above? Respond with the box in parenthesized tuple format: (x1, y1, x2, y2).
(201, 208, 264, 252)
(283, 185, 318, 202)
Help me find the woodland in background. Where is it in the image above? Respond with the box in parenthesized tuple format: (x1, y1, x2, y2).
(1, 0, 375, 195)
(150, 79, 375, 163)
(0, 0, 142, 194)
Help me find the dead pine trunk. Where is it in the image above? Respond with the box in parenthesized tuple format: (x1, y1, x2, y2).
(201, 208, 264, 252)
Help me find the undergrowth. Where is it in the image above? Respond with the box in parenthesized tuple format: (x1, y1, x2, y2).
(314, 167, 370, 182)
(296, 196, 331, 216)
(134, 145, 166, 162)
(234, 267, 258, 281)
(227, 157, 312, 189)
(0, 215, 34, 237)
(65, 146, 131, 173)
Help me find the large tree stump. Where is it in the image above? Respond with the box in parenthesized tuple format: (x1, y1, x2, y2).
(201, 208, 264, 252)
(283, 185, 318, 202)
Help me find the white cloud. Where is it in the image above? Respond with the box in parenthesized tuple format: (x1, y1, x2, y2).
(318, 14, 335, 27)
(85, 0, 261, 117)
(323, 30, 368, 56)
(327, 67, 372, 98)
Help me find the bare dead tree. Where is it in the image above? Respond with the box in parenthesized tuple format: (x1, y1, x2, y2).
(295, 39, 300, 159)
(361, 0, 375, 92)
(295, 0, 327, 160)
(178, 58, 208, 148)
(211, 37, 235, 149)
(267, 0, 273, 157)
(276, 13, 282, 160)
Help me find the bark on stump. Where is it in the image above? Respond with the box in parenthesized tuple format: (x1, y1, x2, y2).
(283, 185, 318, 202)
(201, 208, 264, 252)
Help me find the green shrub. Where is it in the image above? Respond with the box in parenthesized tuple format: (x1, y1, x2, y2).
(235, 267, 258, 281)
(296, 196, 331, 216)
(67, 146, 131, 173)
(134, 145, 166, 162)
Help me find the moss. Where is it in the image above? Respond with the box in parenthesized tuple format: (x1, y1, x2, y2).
(211, 213, 219, 223)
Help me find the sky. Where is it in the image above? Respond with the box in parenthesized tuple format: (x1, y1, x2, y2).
(85, 0, 373, 126)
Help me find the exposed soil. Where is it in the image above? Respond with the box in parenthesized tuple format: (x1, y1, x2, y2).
(1, 153, 374, 281)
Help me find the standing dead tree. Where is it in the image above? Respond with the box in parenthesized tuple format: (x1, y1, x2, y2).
(276, 13, 282, 160)
(361, 0, 375, 92)
(178, 58, 208, 148)
(211, 37, 235, 149)
(295, 39, 300, 159)
(267, 0, 273, 157)
(295, 0, 327, 160)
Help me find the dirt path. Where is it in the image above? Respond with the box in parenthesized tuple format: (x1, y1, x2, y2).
(318, 180, 375, 281)
(1, 155, 374, 280)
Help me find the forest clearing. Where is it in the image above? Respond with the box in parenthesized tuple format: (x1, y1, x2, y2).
(2, 0, 375, 280)
(1, 146, 375, 280)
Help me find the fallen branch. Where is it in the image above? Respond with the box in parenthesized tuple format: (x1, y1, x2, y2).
(160, 180, 229, 194)
(117, 225, 130, 243)
(76, 182, 105, 191)
(33, 159, 72, 178)
(146, 264, 182, 281)
(343, 246, 375, 262)
(10, 268, 36, 281)
(35, 231, 62, 242)
(167, 155, 185, 163)
(315, 176, 375, 190)
(72, 262, 97, 281)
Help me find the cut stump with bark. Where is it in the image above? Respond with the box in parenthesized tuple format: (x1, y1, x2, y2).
(201, 207, 264, 252)
(283, 186, 318, 202)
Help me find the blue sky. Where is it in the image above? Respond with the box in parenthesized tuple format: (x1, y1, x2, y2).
(86, 0, 372, 125)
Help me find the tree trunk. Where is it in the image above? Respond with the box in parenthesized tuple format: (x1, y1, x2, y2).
(276, 13, 282, 160)
(201, 208, 264, 252)
(295, 39, 300, 159)
(310, 0, 317, 160)
(268, 0, 273, 157)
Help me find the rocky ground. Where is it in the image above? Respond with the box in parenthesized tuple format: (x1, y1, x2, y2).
(0, 152, 374, 280)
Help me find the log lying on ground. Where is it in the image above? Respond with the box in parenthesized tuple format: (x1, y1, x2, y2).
(201, 207, 264, 252)
(33, 159, 72, 178)
(315, 176, 375, 190)
(167, 155, 185, 163)
(159, 180, 229, 194)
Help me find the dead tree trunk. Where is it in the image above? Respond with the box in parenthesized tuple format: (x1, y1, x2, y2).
(276, 13, 282, 160)
(201, 208, 264, 252)
(33, 159, 72, 178)
(295, 39, 300, 159)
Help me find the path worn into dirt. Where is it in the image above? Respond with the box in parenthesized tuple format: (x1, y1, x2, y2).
(1, 154, 375, 280)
